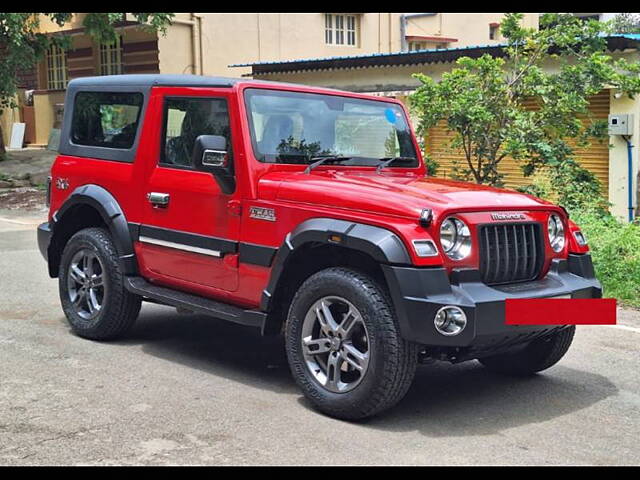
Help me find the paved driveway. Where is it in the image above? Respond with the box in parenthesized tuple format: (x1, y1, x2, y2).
(0, 212, 638, 465)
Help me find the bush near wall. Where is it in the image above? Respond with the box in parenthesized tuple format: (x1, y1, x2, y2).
(572, 211, 640, 309)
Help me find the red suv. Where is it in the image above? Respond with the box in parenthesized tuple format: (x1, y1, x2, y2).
(38, 75, 601, 419)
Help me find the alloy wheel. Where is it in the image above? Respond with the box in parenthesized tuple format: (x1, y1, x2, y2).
(300, 296, 370, 393)
(66, 249, 106, 321)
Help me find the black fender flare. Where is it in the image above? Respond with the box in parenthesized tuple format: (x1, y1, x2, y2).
(260, 217, 412, 312)
(48, 184, 138, 277)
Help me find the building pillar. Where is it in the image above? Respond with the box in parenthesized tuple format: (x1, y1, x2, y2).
(608, 89, 640, 221)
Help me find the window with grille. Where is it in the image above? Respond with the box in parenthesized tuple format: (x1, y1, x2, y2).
(489, 24, 499, 40)
(325, 14, 358, 46)
(99, 35, 123, 75)
(46, 44, 68, 90)
(409, 41, 427, 51)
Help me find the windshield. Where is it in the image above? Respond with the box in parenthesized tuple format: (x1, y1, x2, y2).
(244, 88, 418, 167)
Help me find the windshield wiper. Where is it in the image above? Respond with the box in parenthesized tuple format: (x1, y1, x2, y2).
(376, 156, 416, 173)
(304, 155, 353, 174)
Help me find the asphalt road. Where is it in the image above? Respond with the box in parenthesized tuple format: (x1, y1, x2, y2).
(1, 211, 639, 466)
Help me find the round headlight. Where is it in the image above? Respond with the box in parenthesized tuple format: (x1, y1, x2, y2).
(440, 219, 457, 252)
(439, 217, 472, 260)
(548, 214, 565, 252)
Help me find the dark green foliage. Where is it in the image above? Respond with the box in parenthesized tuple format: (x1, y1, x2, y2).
(410, 13, 640, 187)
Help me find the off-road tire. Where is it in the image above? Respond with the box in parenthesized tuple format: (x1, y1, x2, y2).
(285, 267, 419, 420)
(478, 326, 576, 375)
(59, 227, 141, 340)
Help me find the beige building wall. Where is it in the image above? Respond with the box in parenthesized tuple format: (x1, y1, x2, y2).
(192, 13, 403, 77)
(33, 91, 65, 146)
(406, 13, 538, 47)
(163, 13, 537, 78)
(37, 13, 87, 33)
(158, 13, 196, 75)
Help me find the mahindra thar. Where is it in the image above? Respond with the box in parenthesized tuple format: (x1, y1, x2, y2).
(38, 75, 601, 419)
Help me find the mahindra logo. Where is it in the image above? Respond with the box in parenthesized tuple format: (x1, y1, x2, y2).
(491, 212, 526, 221)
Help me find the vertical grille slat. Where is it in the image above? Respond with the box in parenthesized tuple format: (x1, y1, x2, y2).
(479, 222, 544, 285)
(504, 226, 510, 279)
(528, 224, 537, 279)
(512, 224, 519, 279)
(484, 228, 493, 282)
(521, 224, 529, 279)
(493, 227, 500, 283)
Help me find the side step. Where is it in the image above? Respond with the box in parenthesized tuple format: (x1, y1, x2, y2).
(125, 276, 266, 329)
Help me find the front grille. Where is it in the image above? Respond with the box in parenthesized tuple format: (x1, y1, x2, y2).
(478, 223, 544, 285)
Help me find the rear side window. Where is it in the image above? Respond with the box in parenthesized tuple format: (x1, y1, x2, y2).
(162, 97, 231, 168)
(71, 92, 143, 149)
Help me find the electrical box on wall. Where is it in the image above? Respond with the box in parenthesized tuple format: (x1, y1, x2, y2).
(608, 114, 634, 136)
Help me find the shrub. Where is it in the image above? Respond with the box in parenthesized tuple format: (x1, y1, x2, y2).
(520, 164, 639, 308)
(518, 160, 609, 216)
(572, 210, 640, 309)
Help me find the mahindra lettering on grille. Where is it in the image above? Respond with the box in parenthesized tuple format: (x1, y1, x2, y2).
(490, 213, 526, 221)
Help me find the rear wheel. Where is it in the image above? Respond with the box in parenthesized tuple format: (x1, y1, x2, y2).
(285, 267, 418, 420)
(59, 227, 141, 340)
(478, 326, 576, 375)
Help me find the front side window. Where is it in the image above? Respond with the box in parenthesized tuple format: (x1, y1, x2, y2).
(71, 92, 143, 149)
(99, 35, 123, 75)
(46, 44, 68, 90)
(244, 89, 418, 168)
(162, 97, 232, 168)
(325, 14, 357, 46)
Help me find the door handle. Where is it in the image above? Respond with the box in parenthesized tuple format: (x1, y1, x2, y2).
(147, 192, 170, 208)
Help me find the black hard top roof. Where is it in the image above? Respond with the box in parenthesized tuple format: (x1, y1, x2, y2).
(66, 74, 359, 97)
(68, 74, 242, 88)
(66, 74, 308, 89)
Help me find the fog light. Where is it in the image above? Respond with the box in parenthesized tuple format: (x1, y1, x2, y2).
(434, 306, 467, 336)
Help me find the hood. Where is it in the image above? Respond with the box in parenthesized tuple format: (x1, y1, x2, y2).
(260, 170, 558, 221)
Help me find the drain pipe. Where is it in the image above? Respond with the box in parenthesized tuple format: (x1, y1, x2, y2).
(623, 136, 635, 222)
(172, 15, 202, 75)
(400, 13, 437, 52)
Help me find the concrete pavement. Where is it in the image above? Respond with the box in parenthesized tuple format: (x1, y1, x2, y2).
(0, 212, 639, 465)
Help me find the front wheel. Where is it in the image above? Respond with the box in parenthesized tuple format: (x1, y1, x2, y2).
(59, 227, 141, 340)
(285, 267, 418, 420)
(478, 326, 576, 375)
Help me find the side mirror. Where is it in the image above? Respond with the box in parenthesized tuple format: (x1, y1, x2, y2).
(192, 135, 235, 194)
(193, 134, 228, 172)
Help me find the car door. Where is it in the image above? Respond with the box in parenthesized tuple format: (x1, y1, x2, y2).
(136, 90, 239, 292)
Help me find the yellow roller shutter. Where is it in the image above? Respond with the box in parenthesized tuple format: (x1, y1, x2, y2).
(424, 91, 610, 197)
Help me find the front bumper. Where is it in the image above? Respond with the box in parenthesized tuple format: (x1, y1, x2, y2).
(37, 221, 52, 262)
(383, 254, 601, 350)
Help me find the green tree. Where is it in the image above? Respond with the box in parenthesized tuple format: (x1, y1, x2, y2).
(0, 13, 174, 158)
(409, 13, 640, 190)
(610, 13, 640, 34)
